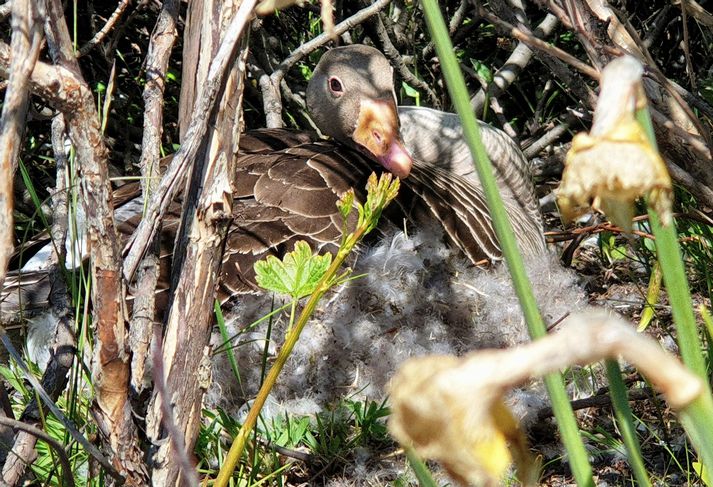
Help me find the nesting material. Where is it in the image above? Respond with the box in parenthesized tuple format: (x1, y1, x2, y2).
(207, 224, 588, 416)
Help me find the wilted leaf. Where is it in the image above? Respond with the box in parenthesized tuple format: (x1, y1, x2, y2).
(389, 312, 704, 486)
(254, 241, 332, 299)
(388, 355, 537, 486)
(557, 55, 673, 232)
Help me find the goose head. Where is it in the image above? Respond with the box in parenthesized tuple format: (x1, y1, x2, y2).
(307, 45, 413, 178)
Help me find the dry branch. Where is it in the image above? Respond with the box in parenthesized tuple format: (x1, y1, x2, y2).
(479, 7, 600, 80)
(0, 0, 43, 299)
(122, 1, 259, 283)
(470, 13, 559, 114)
(370, 11, 440, 107)
(259, 0, 392, 128)
(130, 0, 180, 394)
(78, 0, 132, 57)
(146, 1, 256, 483)
(0, 416, 74, 487)
(42, 0, 144, 483)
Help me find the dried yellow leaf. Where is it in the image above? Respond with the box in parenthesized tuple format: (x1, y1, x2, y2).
(557, 55, 673, 231)
(388, 356, 536, 486)
(558, 116, 672, 232)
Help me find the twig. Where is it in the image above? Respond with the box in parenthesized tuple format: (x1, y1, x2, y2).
(0, 42, 83, 110)
(122, 0, 258, 282)
(668, 78, 713, 122)
(0, 416, 75, 487)
(479, 8, 600, 80)
(545, 219, 656, 243)
(78, 0, 132, 57)
(537, 388, 654, 420)
(145, 2, 255, 484)
(43, 0, 144, 482)
(371, 11, 440, 107)
(678, 0, 696, 90)
(49, 115, 69, 272)
(130, 0, 179, 394)
(609, 5, 711, 146)
(523, 111, 583, 159)
(661, 155, 713, 210)
(149, 332, 198, 487)
(261, 0, 391, 128)
(471, 13, 559, 114)
(0, 0, 43, 293)
(488, 96, 517, 138)
(535, 51, 598, 107)
(642, 4, 674, 49)
(421, 0, 470, 60)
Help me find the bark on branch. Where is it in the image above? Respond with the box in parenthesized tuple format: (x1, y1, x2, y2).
(42, 0, 145, 483)
(146, 1, 257, 484)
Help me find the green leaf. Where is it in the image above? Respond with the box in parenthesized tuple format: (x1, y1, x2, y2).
(694, 461, 712, 486)
(300, 63, 313, 80)
(254, 241, 332, 299)
(401, 81, 421, 106)
(469, 59, 494, 83)
(166, 68, 179, 83)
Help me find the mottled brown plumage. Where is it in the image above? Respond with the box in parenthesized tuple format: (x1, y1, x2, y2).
(2, 45, 545, 319)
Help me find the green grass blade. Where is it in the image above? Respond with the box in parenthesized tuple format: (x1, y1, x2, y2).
(406, 448, 439, 487)
(635, 99, 713, 475)
(605, 360, 651, 486)
(214, 300, 241, 385)
(420, 2, 594, 484)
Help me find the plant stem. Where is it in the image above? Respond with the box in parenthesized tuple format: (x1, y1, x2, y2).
(420, 1, 594, 484)
(635, 100, 713, 473)
(213, 228, 366, 486)
(605, 360, 651, 487)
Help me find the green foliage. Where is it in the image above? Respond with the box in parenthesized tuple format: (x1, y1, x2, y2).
(357, 173, 400, 234)
(1, 359, 95, 486)
(599, 231, 629, 263)
(422, 1, 595, 484)
(469, 59, 494, 84)
(214, 173, 400, 486)
(401, 81, 421, 106)
(254, 241, 332, 300)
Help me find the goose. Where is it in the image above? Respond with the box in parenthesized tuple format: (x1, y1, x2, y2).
(2, 45, 563, 413)
(1, 45, 587, 484)
(3, 44, 545, 319)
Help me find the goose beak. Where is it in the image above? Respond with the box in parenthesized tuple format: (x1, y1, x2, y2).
(353, 99, 413, 178)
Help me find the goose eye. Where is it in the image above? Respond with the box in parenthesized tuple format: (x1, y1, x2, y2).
(328, 77, 344, 95)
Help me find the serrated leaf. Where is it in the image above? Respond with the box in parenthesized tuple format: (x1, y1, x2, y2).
(254, 241, 332, 299)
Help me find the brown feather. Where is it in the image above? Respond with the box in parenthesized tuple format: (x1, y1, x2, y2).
(2, 127, 543, 317)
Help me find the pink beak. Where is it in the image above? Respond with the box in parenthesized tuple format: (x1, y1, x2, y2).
(352, 98, 413, 178)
